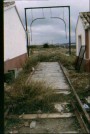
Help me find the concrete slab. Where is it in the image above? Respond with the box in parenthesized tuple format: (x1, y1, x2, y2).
(18, 118, 81, 133)
(22, 113, 74, 119)
(29, 62, 69, 91)
(59, 131, 79, 133)
(55, 91, 71, 94)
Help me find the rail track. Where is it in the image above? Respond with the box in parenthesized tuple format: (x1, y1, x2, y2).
(5, 61, 90, 133)
(60, 62, 90, 133)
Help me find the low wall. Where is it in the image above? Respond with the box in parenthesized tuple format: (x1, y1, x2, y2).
(4, 53, 28, 73)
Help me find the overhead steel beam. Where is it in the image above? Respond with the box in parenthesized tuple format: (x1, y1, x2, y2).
(24, 6, 71, 55)
(25, 9, 29, 56)
(68, 6, 71, 55)
(25, 6, 70, 9)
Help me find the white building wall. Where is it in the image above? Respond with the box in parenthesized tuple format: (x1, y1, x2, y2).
(89, 29, 90, 59)
(4, 6, 27, 61)
(76, 17, 85, 56)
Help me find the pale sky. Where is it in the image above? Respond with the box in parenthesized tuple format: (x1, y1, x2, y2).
(16, 0, 89, 45)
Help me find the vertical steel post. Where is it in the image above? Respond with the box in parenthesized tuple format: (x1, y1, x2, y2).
(25, 6, 71, 55)
(25, 9, 29, 56)
(68, 6, 71, 55)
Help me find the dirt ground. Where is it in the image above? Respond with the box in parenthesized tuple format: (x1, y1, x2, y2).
(5, 117, 82, 134)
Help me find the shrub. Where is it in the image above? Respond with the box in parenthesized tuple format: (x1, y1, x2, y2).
(5, 81, 55, 114)
(43, 43, 49, 48)
(4, 71, 15, 83)
(23, 56, 38, 74)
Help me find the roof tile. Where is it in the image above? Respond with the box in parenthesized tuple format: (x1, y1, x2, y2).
(4, 1, 15, 7)
(80, 12, 90, 29)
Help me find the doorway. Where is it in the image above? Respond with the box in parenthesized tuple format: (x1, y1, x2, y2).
(78, 35, 82, 55)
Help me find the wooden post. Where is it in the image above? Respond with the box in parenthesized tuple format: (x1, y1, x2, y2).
(85, 29, 90, 72)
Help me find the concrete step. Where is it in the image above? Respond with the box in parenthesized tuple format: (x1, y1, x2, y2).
(21, 113, 75, 119)
(18, 118, 81, 133)
(58, 131, 79, 133)
(55, 91, 71, 94)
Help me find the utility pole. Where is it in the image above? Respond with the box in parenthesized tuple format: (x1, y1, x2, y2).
(89, 0, 90, 11)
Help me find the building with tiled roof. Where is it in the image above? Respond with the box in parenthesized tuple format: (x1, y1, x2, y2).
(4, 0, 27, 78)
(80, 12, 90, 29)
(76, 12, 90, 72)
(4, 1, 15, 7)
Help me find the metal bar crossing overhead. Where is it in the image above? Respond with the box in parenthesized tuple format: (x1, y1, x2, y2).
(24, 6, 71, 56)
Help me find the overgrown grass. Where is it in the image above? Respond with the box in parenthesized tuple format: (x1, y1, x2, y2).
(22, 47, 75, 76)
(31, 47, 76, 69)
(5, 117, 22, 128)
(33, 47, 89, 99)
(5, 46, 89, 115)
(5, 46, 90, 132)
(23, 55, 39, 74)
(5, 81, 56, 114)
(68, 70, 90, 98)
(5, 47, 76, 114)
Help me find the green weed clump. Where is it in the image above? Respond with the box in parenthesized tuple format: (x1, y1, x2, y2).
(23, 56, 38, 74)
(38, 53, 58, 62)
(37, 50, 75, 69)
(5, 81, 55, 114)
(59, 54, 75, 69)
(69, 71, 90, 95)
(23, 47, 75, 73)
(43, 43, 49, 48)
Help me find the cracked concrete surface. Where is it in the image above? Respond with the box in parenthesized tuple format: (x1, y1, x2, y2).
(30, 62, 69, 92)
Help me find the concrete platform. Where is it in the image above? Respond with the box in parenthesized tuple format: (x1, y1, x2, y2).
(29, 62, 69, 91)
(22, 113, 74, 119)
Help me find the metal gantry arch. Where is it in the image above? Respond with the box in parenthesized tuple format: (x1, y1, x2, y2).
(50, 8, 67, 39)
(30, 8, 45, 41)
(30, 17, 67, 43)
(25, 6, 71, 56)
(51, 17, 67, 39)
